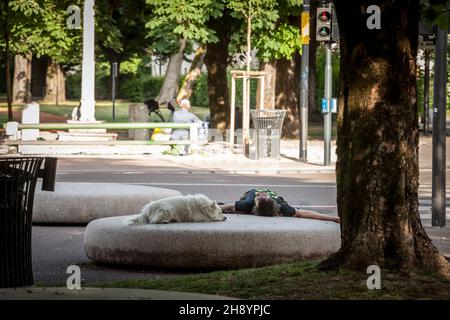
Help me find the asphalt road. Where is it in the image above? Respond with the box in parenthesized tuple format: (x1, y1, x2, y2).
(31, 158, 450, 286)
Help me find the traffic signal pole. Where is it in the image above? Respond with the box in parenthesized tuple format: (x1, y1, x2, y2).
(299, 0, 310, 161)
(431, 26, 447, 227)
(324, 43, 332, 166)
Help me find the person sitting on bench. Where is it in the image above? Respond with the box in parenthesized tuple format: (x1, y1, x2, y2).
(219, 188, 340, 223)
(171, 99, 203, 155)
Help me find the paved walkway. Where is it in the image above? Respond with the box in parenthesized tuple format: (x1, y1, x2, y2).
(0, 109, 68, 123)
(0, 287, 236, 300)
(41, 135, 449, 174)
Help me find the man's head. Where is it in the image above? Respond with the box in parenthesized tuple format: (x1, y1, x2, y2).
(180, 99, 191, 110)
(253, 192, 279, 217)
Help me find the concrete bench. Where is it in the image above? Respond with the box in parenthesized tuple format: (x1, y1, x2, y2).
(84, 214, 341, 269)
(33, 182, 182, 224)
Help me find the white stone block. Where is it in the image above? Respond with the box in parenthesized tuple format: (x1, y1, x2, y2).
(84, 214, 341, 268)
(33, 182, 182, 224)
(22, 102, 40, 141)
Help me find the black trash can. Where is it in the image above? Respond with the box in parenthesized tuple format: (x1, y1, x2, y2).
(0, 157, 44, 288)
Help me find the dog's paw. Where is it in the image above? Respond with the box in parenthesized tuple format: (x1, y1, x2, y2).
(127, 215, 140, 225)
(161, 220, 170, 224)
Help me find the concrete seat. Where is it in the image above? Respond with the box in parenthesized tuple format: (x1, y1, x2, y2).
(84, 214, 340, 269)
(33, 182, 181, 224)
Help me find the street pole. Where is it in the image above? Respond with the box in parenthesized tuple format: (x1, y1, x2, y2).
(112, 62, 118, 123)
(423, 49, 430, 136)
(323, 43, 332, 166)
(299, 0, 310, 161)
(431, 26, 447, 227)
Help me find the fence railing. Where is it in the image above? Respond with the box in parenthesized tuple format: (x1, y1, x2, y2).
(3, 122, 200, 143)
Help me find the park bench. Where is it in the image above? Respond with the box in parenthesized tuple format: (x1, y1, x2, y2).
(1, 121, 204, 155)
(2, 122, 203, 144)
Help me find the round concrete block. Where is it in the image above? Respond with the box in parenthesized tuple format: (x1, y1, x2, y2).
(33, 182, 181, 224)
(84, 214, 341, 269)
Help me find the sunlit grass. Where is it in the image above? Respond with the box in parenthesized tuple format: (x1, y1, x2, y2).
(88, 261, 450, 300)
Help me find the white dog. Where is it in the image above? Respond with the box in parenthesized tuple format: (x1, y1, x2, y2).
(128, 194, 226, 225)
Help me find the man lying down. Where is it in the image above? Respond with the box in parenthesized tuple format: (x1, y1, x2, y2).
(219, 188, 340, 224)
(129, 188, 339, 225)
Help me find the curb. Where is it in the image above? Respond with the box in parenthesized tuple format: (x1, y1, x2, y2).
(0, 287, 238, 300)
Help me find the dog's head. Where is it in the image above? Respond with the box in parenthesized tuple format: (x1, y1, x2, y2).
(202, 200, 226, 222)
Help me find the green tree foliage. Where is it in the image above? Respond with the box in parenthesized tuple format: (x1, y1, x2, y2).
(227, 0, 302, 63)
(421, 0, 450, 28)
(146, 0, 224, 44)
(38, 1, 82, 65)
(0, 0, 44, 54)
(95, 0, 152, 64)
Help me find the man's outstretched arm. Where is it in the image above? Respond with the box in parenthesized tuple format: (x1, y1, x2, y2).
(219, 203, 235, 213)
(293, 209, 340, 224)
(219, 203, 250, 214)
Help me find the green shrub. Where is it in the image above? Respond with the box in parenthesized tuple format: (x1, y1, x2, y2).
(141, 76, 164, 101)
(66, 72, 81, 99)
(191, 73, 209, 107)
(66, 69, 165, 102)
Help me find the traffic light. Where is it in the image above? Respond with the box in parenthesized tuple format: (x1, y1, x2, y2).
(316, 6, 332, 42)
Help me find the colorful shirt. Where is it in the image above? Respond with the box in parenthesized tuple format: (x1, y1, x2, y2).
(234, 188, 296, 217)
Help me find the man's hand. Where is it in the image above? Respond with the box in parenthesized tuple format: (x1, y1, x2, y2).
(219, 204, 235, 213)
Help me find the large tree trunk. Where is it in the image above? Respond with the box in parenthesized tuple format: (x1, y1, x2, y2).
(31, 56, 47, 98)
(320, 0, 449, 274)
(12, 53, 32, 104)
(275, 52, 301, 139)
(4, 13, 13, 120)
(156, 38, 187, 105)
(308, 0, 322, 122)
(177, 45, 206, 101)
(256, 61, 276, 109)
(43, 58, 66, 104)
(11, 54, 30, 104)
(204, 16, 234, 131)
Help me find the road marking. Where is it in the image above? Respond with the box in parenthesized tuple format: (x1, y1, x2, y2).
(133, 182, 337, 188)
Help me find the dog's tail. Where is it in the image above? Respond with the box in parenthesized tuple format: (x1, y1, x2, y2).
(127, 214, 146, 225)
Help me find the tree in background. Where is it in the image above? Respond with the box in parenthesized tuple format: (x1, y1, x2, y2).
(0, 0, 44, 119)
(146, 0, 235, 127)
(249, 0, 303, 138)
(320, 0, 449, 274)
(176, 44, 207, 102)
(38, 0, 82, 104)
(204, 7, 244, 131)
(95, 0, 152, 99)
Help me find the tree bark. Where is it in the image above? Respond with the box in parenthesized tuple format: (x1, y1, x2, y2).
(57, 64, 66, 104)
(176, 45, 206, 101)
(31, 56, 47, 98)
(256, 61, 276, 109)
(320, 0, 449, 274)
(4, 14, 13, 120)
(12, 53, 32, 104)
(156, 38, 187, 105)
(275, 53, 301, 139)
(204, 16, 234, 131)
(43, 58, 66, 104)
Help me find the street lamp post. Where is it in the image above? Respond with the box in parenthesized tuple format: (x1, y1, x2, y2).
(431, 25, 447, 227)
